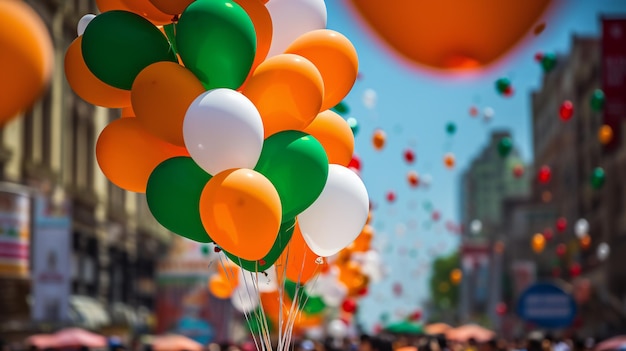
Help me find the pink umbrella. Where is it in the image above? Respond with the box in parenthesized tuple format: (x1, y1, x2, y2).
(151, 335, 203, 351)
(25, 334, 57, 349)
(595, 336, 626, 351)
(445, 324, 495, 343)
(52, 328, 107, 348)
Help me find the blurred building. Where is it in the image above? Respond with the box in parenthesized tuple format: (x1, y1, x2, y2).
(458, 131, 530, 326)
(500, 20, 626, 337)
(0, 0, 173, 340)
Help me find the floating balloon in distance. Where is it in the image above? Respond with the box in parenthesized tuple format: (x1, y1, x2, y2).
(233, 0, 273, 72)
(432, 210, 441, 221)
(444, 153, 455, 169)
(407, 170, 419, 188)
(556, 217, 567, 233)
(450, 268, 462, 285)
(386, 191, 396, 203)
(277, 222, 326, 284)
(446, 122, 457, 135)
(243, 54, 323, 137)
(580, 234, 591, 250)
(286, 29, 359, 111)
(176, 0, 256, 90)
(469, 106, 479, 117)
(590, 89, 605, 112)
(65, 36, 131, 108)
(265, 0, 327, 58)
(559, 100, 574, 121)
(82, 11, 177, 90)
(404, 149, 415, 164)
(298, 165, 369, 257)
(513, 164, 524, 178)
(183, 89, 264, 176)
(350, 225, 373, 252)
(148, 0, 194, 15)
(531, 233, 545, 253)
(0, 0, 54, 123)
(597, 242, 610, 261)
(362, 89, 377, 109)
(146, 157, 213, 243)
(483, 107, 495, 121)
(132, 62, 205, 146)
(574, 218, 589, 239)
(209, 275, 234, 299)
(348, 154, 361, 173)
(348, 0, 551, 71)
(569, 263, 582, 278)
(77, 14, 96, 36)
(347, 117, 359, 135)
(372, 129, 386, 150)
(556, 243, 567, 257)
(598, 125, 613, 145)
(543, 228, 554, 241)
(537, 165, 551, 184)
(470, 219, 482, 234)
(540, 52, 557, 72)
(96, 118, 188, 193)
(495, 77, 511, 94)
(199, 168, 282, 261)
(255, 131, 329, 220)
(303, 110, 354, 166)
(498, 137, 513, 157)
(591, 167, 605, 189)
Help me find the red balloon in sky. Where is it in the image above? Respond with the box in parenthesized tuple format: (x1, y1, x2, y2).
(543, 228, 554, 241)
(503, 85, 514, 97)
(432, 210, 441, 221)
(556, 243, 567, 257)
(407, 170, 419, 188)
(513, 164, 524, 178)
(496, 302, 507, 316)
(570, 263, 581, 278)
(556, 217, 567, 233)
(534, 52, 544, 62)
(469, 106, 479, 117)
(393, 282, 403, 296)
(409, 310, 422, 321)
(559, 100, 574, 121)
(403, 148, 415, 163)
(341, 299, 357, 313)
(349, 154, 361, 172)
(537, 165, 551, 184)
(386, 191, 396, 203)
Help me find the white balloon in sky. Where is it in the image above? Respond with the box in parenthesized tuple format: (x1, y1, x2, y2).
(362, 89, 377, 109)
(77, 14, 96, 37)
(422, 174, 433, 188)
(575, 218, 589, 239)
(327, 319, 348, 339)
(483, 107, 495, 121)
(470, 219, 482, 234)
(597, 242, 610, 261)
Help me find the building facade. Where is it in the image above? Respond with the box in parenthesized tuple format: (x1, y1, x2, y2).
(0, 0, 172, 340)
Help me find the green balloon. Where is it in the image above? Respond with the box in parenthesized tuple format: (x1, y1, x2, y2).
(498, 137, 513, 158)
(332, 101, 350, 115)
(247, 308, 272, 334)
(347, 117, 359, 135)
(284, 279, 326, 315)
(495, 77, 511, 94)
(255, 131, 329, 220)
(81, 11, 177, 90)
(176, 0, 256, 90)
(541, 53, 557, 73)
(146, 157, 213, 243)
(446, 122, 456, 135)
(591, 167, 605, 189)
(224, 218, 296, 272)
(591, 89, 605, 112)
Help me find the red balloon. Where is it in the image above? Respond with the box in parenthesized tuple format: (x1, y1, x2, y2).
(469, 106, 478, 117)
(432, 210, 441, 221)
(358, 286, 368, 296)
(403, 148, 415, 163)
(543, 228, 554, 241)
(393, 282, 402, 296)
(348, 154, 362, 172)
(534, 52, 544, 62)
(341, 299, 357, 313)
(407, 170, 419, 188)
(386, 191, 396, 203)
(559, 100, 574, 121)
(556, 243, 567, 257)
(570, 263, 581, 278)
(373, 324, 383, 334)
(503, 85, 514, 97)
(513, 164, 524, 178)
(537, 165, 551, 184)
(409, 310, 422, 321)
(496, 302, 507, 316)
(556, 217, 567, 233)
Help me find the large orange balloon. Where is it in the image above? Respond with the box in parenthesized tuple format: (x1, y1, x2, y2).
(277, 222, 327, 284)
(97, 0, 172, 25)
(348, 0, 551, 71)
(0, 1, 53, 123)
(243, 54, 323, 137)
(132, 62, 205, 146)
(199, 169, 282, 261)
(338, 261, 368, 296)
(96, 118, 188, 193)
(350, 225, 373, 252)
(234, 0, 273, 72)
(65, 37, 131, 109)
(121, 106, 135, 118)
(148, 0, 194, 15)
(303, 110, 354, 166)
(285, 30, 358, 111)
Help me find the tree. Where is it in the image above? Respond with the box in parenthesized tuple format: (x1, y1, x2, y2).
(429, 251, 460, 311)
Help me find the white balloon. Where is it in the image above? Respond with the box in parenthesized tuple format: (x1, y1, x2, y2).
(327, 319, 348, 339)
(238, 266, 278, 293)
(470, 219, 482, 234)
(320, 281, 348, 307)
(484, 107, 495, 120)
(298, 165, 369, 257)
(266, 0, 327, 58)
(231, 283, 260, 313)
(183, 89, 264, 175)
(77, 14, 96, 37)
(597, 242, 610, 261)
(362, 89, 377, 109)
(575, 218, 589, 238)
(422, 174, 433, 187)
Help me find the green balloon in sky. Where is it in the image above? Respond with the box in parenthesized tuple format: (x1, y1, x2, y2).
(224, 218, 296, 272)
(591, 167, 605, 190)
(255, 131, 329, 220)
(81, 10, 177, 90)
(176, 0, 256, 89)
(590, 89, 605, 112)
(497, 137, 513, 158)
(146, 157, 213, 243)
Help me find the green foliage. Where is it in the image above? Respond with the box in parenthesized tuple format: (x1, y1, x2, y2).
(429, 251, 460, 310)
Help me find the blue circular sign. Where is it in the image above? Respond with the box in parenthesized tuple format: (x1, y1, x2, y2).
(516, 282, 577, 328)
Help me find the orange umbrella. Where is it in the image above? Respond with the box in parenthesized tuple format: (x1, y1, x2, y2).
(425, 323, 453, 335)
(445, 324, 495, 343)
(151, 335, 203, 351)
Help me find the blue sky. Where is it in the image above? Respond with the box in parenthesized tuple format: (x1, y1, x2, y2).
(322, 1, 626, 330)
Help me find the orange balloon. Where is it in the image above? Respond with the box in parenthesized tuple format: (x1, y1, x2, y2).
(348, 0, 551, 71)
(338, 261, 368, 296)
(65, 37, 131, 109)
(216, 261, 240, 284)
(96, 118, 188, 193)
(372, 129, 386, 150)
(531, 233, 545, 253)
(350, 225, 373, 252)
(277, 222, 327, 284)
(148, 0, 194, 15)
(598, 125, 613, 145)
(120, 0, 173, 25)
(366, 211, 373, 225)
(407, 170, 419, 187)
(121, 106, 135, 118)
(132, 62, 205, 146)
(580, 235, 591, 250)
(234, 0, 273, 72)
(285, 30, 359, 111)
(444, 153, 455, 169)
(0, 0, 53, 123)
(303, 110, 354, 166)
(243, 54, 323, 137)
(209, 276, 235, 299)
(199, 169, 282, 261)
(450, 268, 462, 285)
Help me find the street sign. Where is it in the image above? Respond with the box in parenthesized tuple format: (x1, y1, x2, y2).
(516, 282, 577, 328)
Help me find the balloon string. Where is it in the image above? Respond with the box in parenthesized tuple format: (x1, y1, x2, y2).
(163, 23, 179, 57)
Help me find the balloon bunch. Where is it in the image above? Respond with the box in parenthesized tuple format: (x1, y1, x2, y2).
(66, 0, 367, 347)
